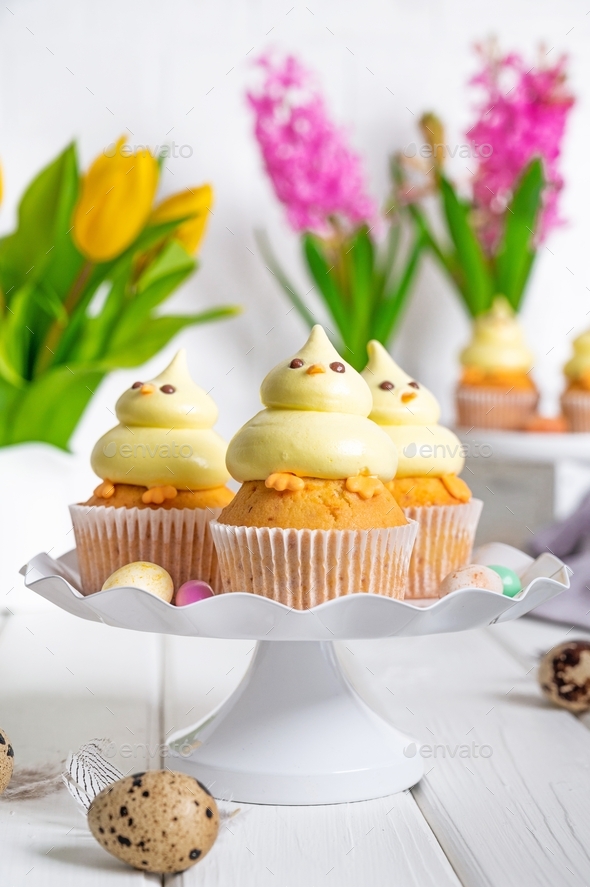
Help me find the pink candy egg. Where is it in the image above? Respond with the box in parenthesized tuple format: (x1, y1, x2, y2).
(175, 580, 215, 606)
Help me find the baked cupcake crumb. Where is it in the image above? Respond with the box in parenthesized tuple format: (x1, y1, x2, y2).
(218, 478, 407, 531)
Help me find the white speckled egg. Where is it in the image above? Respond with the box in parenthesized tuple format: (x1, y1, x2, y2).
(88, 770, 219, 873)
(0, 728, 14, 795)
(439, 564, 504, 598)
(102, 562, 174, 602)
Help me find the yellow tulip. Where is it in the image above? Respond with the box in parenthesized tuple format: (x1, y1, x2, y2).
(73, 136, 159, 263)
(150, 184, 213, 255)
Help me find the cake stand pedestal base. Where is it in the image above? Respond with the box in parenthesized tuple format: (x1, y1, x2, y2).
(167, 640, 423, 806)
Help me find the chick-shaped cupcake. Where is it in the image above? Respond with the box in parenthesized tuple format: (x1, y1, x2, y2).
(362, 340, 469, 507)
(456, 296, 539, 429)
(91, 349, 231, 507)
(561, 329, 590, 431)
(213, 327, 416, 608)
(71, 350, 233, 595)
(362, 340, 482, 599)
(225, 325, 399, 512)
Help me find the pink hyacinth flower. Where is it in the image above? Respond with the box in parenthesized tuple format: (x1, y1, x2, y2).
(248, 54, 376, 234)
(467, 47, 574, 251)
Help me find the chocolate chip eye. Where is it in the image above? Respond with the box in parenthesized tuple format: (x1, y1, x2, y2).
(131, 381, 142, 389)
(409, 381, 420, 389)
(160, 384, 176, 394)
(330, 362, 345, 373)
(379, 380, 394, 391)
(289, 358, 304, 369)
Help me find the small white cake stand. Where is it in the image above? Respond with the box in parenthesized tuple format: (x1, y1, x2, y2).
(22, 543, 568, 806)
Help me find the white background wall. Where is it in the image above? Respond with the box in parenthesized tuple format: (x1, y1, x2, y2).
(0, 0, 588, 464)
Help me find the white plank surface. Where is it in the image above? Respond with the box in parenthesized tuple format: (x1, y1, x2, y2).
(5, 608, 590, 886)
(162, 636, 461, 887)
(0, 610, 162, 886)
(341, 629, 590, 887)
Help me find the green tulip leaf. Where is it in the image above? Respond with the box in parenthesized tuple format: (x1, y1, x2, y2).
(101, 306, 240, 369)
(0, 143, 80, 298)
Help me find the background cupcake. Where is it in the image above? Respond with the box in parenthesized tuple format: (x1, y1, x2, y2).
(211, 326, 417, 608)
(455, 297, 539, 430)
(363, 340, 482, 598)
(70, 350, 233, 594)
(561, 330, 590, 431)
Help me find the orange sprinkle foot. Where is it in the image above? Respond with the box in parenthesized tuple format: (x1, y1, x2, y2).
(265, 472, 306, 492)
(345, 475, 384, 500)
(441, 475, 471, 503)
(142, 485, 178, 505)
(93, 480, 116, 499)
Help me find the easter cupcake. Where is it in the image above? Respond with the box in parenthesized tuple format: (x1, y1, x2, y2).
(211, 326, 417, 608)
(70, 350, 233, 594)
(561, 330, 590, 431)
(362, 341, 482, 599)
(456, 297, 539, 430)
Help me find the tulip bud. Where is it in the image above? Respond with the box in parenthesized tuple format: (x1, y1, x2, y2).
(73, 136, 159, 263)
(150, 184, 213, 255)
(419, 113, 446, 168)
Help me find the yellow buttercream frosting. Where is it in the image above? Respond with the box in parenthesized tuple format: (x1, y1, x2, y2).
(362, 340, 465, 478)
(91, 350, 230, 490)
(460, 296, 534, 373)
(564, 329, 590, 384)
(226, 326, 398, 482)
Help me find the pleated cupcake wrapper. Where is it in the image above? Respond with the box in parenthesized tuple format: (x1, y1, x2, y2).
(561, 390, 590, 432)
(402, 498, 483, 599)
(456, 386, 539, 430)
(209, 520, 418, 609)
(69, 504, 223, 595)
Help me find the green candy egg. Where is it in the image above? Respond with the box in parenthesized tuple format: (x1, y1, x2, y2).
(488, 565, 522, 598)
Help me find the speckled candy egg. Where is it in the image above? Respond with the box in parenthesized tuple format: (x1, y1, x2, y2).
(439, 564, 504, 597)
(102, 562, 174, 603)
(0, 729, 14, 795)
(539, 641, 590, 713)
(88, 770, 219, 873)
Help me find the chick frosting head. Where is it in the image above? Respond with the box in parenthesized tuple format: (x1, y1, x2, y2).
(564, 329, 590, 389)
(91, 350, 230, 491)
(226, 325, 398, 483)
(362, 340, 465, 479)
(460, 296, 534, 374)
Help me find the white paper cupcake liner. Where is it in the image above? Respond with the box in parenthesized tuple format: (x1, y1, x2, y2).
(456, 386, 539, 430)
(561, 390, 590, 432)
(403, 498, 483, 599)
(209, 520, 418, 609)
(69, 504, 223, 595)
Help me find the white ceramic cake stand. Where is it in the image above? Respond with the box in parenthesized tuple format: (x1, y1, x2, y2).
(22, 543, 568, 806)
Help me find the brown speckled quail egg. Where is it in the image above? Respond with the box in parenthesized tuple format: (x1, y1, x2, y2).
(539, 641, 590, 713)
(0, 728, 14, 795)
(88, 770, 219, 873)
(101, 562, 174, 603)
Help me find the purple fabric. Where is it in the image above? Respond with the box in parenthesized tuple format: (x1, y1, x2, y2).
(529, 492, 590, 625)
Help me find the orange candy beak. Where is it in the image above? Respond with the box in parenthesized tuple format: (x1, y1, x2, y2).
(140, 383, 156, 395)
(306, 364, 325, 375)
(401, 391, 417, 403)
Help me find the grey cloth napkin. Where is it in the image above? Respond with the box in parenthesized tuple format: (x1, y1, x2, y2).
(529, 492, 590, 626)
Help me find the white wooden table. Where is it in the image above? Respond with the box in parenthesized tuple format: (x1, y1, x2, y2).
(2, 601, 590, 887)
